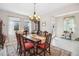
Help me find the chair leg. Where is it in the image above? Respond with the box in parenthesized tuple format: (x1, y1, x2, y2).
(2, 44, 4, 49)
(19, 48, 23, 56)
(49, 47, 51, 55)
(19, 50, 22, 56)
(29, 50, 32, 56)
(44, 50, 46, 56)
(33, 48, 35, 56)
(17, 47, 19, 51)
(24, 50, 26, 56)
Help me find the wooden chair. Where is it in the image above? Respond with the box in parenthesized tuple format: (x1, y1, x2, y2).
(15, 32, 22, 55)
(23, 30, 29, 35)
(37, 33, 52, 56)
(19, 34, 35, 56)
(37, 31, 42, 36)
(0, 20, 6, 49)
(0, 34, 6, 49)
(43, 31, 48, 36)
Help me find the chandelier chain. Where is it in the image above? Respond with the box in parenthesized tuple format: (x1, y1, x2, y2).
(34, 3, 36, 13)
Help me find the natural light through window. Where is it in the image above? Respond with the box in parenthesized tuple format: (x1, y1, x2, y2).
(64, 16, 75, 32)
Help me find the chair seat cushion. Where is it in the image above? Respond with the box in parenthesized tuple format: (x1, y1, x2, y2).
(24, 42, 34, 49)
(26, 40, 32, 43)
(38, 43, 48, 48)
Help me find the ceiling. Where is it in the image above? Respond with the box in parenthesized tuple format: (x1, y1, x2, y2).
(0, 3, 79, 17)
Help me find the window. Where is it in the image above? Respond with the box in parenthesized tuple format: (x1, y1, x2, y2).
(14, 21, 19, 31)
(23, 19, 31, 33)
(8, 17, 20, 35)
(24, 21, 29, 31)
(64, 16, 75, 32)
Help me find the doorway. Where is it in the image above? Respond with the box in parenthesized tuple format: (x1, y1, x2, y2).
(8, 17, 20, 44)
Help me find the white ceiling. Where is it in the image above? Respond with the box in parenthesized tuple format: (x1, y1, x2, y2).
(0, 3, 79, 17)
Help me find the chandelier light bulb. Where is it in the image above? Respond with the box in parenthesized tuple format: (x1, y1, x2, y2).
(29, 3, 40, 22)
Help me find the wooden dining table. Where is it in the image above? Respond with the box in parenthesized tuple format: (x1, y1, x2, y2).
(23, 34, 46, 55)
(23, 34, 46, 43)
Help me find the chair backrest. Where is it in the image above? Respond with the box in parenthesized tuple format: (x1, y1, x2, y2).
(45, 33, 52, 45)
(20, 34, 31, 50)
(18, 34, 25, 51)
(43, 31, 48, 36)
(15, 32, 23, 51)
(23, 30, 28, 35)
(16, 33, 27, 55)
(0, 34, 5, 44)
(16, 32, 20, 44)
(38, 31, 42, 36)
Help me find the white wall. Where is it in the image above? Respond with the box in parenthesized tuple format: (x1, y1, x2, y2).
(40, 15, 56, 33)
(55, 17, 64, 37)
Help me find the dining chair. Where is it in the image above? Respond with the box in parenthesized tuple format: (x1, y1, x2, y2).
(15, 32, 21, 55)
(23, 30, 29, 35)
(0, 34, 6, 49)
(43, 31, 48, 36)
(37, 31, 42, 36)
(20, 35, 35, 56)
(37, 33, 52, 56)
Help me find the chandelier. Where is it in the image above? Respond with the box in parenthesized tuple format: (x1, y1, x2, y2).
(29, 3, 40, 22)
